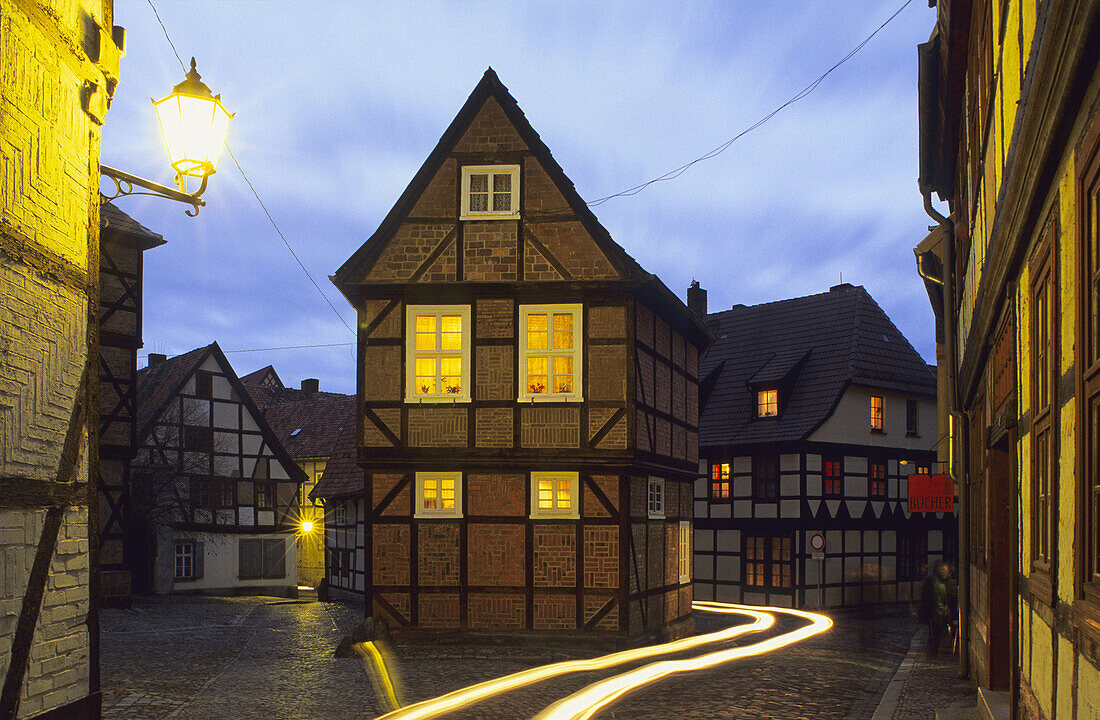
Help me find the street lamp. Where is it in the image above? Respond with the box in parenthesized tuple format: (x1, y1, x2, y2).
(101, 57, 233, 216)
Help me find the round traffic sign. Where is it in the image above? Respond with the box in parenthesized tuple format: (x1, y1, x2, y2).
(809, 532, 825, 552)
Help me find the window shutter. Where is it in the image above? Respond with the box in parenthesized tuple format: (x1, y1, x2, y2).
(262, 538, 285, 579)
(239, 539, 262, 579)
(194, 542, 204, 579)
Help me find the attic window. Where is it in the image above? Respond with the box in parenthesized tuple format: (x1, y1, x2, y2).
(460, 165, 520, 219)
(757, 388, 778, 418)
(290, 428, 302, 437)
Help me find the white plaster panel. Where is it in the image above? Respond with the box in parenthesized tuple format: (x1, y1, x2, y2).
(825, 500, 841, 517)
(242, 413, 260, 432)
(882, 530, 896, 552)
(881, 555, 896, 581)
(825, 587, 843, 607)
(847, 499, 867, 519)
(803, 589, 822, 607)
(694, 556, 714, 581)
(698, 459, 708, 474)
(809, 499, 822, 517)
(742, 592, 766, 606)
(716, 555, 739, 581)
(710, 503, 731, 519)
(214, 432, 239, 454)
(239, 507, 254, 526)
(755, 503, 777, 519)
(734, 501, 751, 518)
(694, 501, 709, 518)
(715, 584, 740, 603)
(780, 454, 800, 471)
(870, 501, 884, 518)
(805, 557, 821, 583)
(889, 479, 898, 499)
(270, 462, 289, 480)
(826, 530, 842, 553)
(845, 530, 861, 553)
(734, 478, 751, 497)
(844, 556, 861, 579)
(694, 528, 714, 552)
(183, 398, 209, 423)
(805, 454, 821, 472)
(213, 402, 239, 429)
(212, 375, 233, 400)
(807, 476, 821, 497)
(845, 456, 868, 474)
(242, 435, 262, 455)
(826, 558, 842, 583)
(200, 357, 220, 372)
(928, 530, 943, 551)
(216, 509, 234, 525)
(780, 476, 799, 496)
(733, 457, 751, 474)
(772, 594, 793, 608)
(694, 478, 707, 498)
(257, 510, 275, 526)
(213, 454, 237, 476)
(781, 500, 800, 518)
(694, 582, 715, 601)
(242, 456, 257, 479)
(717, 529, 740, 552)
(845, 477, 868, 497)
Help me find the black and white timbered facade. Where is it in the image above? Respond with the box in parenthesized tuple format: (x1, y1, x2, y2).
(691, 283, 956, 608)
(132, 343, 307, 596)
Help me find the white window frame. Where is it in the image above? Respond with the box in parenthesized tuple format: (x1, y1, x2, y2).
(175, 540, 195, 580)
(647, 477, 665, 519)
(460, 165, 520, 220)
(405, 305, 472, 403)
(757, 388, 778, 417)
(530, 472, 580, 519)
(415, 472, 463, 519)
(334, 504, 347, 526)
(870, 394, 885, 431)
(518, 304, 583, 402)
(678, 521, 691, 583)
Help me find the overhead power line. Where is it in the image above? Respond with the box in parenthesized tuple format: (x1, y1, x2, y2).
(138, 342, 354, 358)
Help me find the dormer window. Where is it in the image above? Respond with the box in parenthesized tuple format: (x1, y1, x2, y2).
(460, 165, 520, 219)
(757, 388, 778, 417)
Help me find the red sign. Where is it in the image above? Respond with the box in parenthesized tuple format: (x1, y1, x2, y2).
(908, 474, 954, 513)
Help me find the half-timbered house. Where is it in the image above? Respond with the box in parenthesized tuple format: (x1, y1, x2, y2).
(691, 283, 955, 608)
(321, 69, 711, 640)
(97, 204, 165, 603)
(132, 343, 307, 596)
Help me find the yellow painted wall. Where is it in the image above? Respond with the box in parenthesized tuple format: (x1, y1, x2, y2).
(296, 458, 327, 588)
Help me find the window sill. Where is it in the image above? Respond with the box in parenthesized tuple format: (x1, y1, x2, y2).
(405, 396, 472, 404)
(1027, 571, 1054, 607)
(460, 211, 521, 221)
(413, 513, 463, 520)
(529, 512, 580, 521)
(870, 428, 885, 434)
(518, 396, 584, 403)
(647, 512, 665, 520)
(905, 432, 920, 438)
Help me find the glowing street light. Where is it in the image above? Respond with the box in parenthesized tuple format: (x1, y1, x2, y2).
(300, 520, 315, 534)
(101, 57, 233, 216)
(152, 58, 233, 195)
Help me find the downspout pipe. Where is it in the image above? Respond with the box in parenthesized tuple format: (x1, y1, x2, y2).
(921, 190, 968, 679)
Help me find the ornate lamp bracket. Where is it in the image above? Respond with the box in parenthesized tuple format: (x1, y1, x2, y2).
(100, 164, 209, 217)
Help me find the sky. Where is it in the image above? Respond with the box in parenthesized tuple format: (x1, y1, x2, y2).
(102, 0, 941, 396)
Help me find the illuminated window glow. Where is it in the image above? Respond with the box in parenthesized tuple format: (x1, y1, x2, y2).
(530, 472, 579, 519)
(519, 305, 583, 402)
(869, 462, 887, 498)
(870, 395, 885, 431)
(757, 388, 778, 417)
(415, 472, 462, 518)
(406, 306, 471, 403)
(710, 462, 730, 500)
(461, 165, 520, 219)
(745, 534, 792, 588)
(823, 458, 842, 496)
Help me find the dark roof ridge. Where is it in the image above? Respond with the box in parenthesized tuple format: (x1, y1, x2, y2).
(707, 284, 864, 318)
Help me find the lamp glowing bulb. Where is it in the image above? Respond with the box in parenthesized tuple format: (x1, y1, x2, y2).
(301, 520, 314, 533)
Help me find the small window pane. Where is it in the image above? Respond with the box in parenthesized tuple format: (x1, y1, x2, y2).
(528, 314, 548, 349)
(552, 313, 573, 349)
(441, 316, 463, 350)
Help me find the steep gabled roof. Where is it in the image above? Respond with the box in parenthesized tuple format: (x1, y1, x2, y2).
(134, 343, 307, 484)
(332, 68, 710, 347)
(245, 385, 355, 460)
(309, 422, 361, 500)
(240, 364, 283, 388)
(699, 284, 936, 447)
(100, 202, 166, 250)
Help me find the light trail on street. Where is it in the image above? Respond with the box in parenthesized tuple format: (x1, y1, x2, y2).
(366, 601, 831, 720)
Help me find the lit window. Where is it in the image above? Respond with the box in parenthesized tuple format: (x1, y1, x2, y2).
(519, 304, 583, 402)
(415, 472, 462, 518)
(648, 477, 665, 518)
(870, 395, 885, 431)
(823, 458, 842, 496)
(174, 541, 195, 580)
(870, 462, 887, 498)
(745, 534, 792, 588)
(530, 472, 579, 519)
(405, 306, 471, 403)
(678, 521, 691, 583)
(757, 388, 778, 417)
(710, 462, 730, 500)
(460, 165, 520, 219)
(915, 464, 931, 475)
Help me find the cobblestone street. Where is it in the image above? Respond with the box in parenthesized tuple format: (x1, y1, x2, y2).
(101, 597, 974, 720)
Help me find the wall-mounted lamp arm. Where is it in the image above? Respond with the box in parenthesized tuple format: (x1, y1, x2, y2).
(100, 164, 207, 216)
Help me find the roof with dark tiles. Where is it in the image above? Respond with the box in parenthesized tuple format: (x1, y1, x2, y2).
(699, 283, 936, 447)
(135, 344, 214, 438)
(100, 202, 166, 249)
(309, 422, 361, 500)
(246, 387, 355, 461)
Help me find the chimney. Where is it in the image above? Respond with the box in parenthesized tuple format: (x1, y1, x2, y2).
(687, 280, 708, 317)
(301, 378, 319, 397)
(148, 353, 167, 367)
